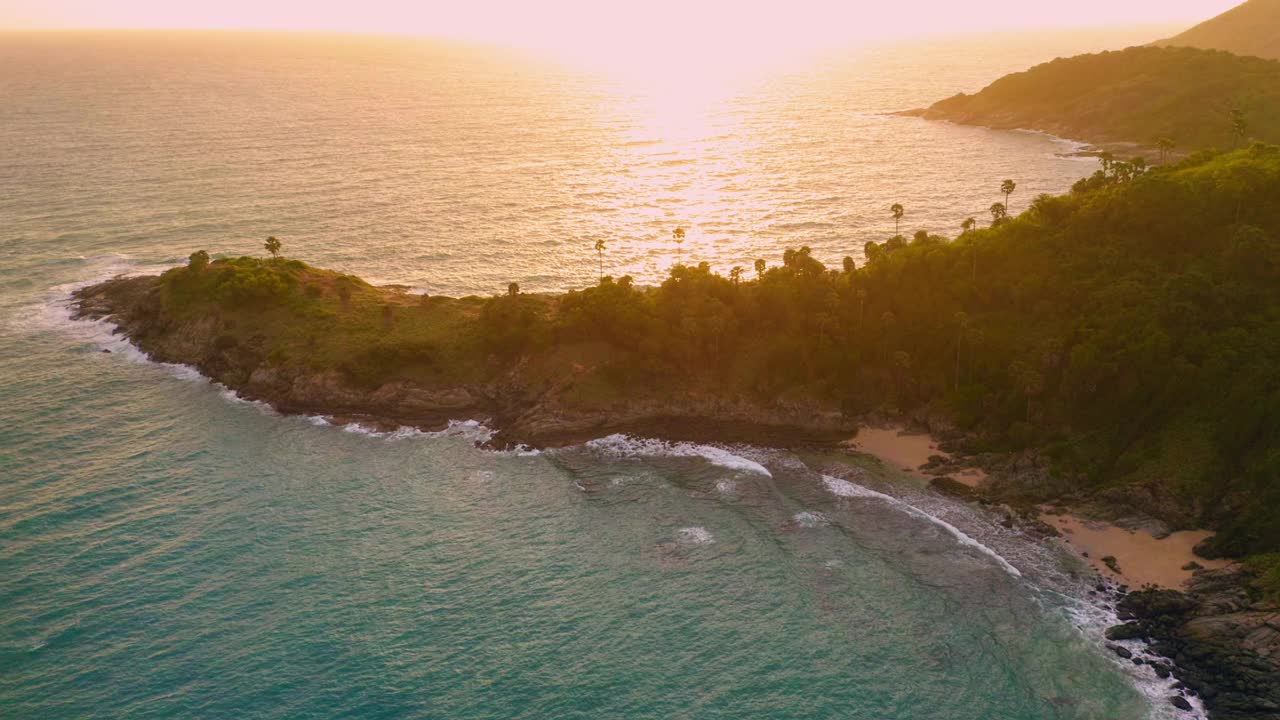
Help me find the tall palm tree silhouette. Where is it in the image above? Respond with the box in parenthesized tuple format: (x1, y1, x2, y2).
(594, 239, 606, 282)
(1000, 180, 1017, 214)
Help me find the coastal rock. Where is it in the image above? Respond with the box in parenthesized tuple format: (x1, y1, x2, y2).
(1117, 570, 1280, 720)
(1105, 623, 1146, 641)
(928, 476, 978, 502)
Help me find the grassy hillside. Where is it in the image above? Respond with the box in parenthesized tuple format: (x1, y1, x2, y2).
(1155, 0, 1280, 61)
(136, 145, 1280, 558)
(918, 45, 1280, 151)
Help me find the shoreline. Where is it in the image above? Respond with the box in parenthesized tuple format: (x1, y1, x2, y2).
(68, 273, 1280, 718)
(845, 423, 1222, 592)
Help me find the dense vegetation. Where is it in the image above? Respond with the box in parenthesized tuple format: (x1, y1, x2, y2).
(1155, 0, 1280, 62)
(917, 45, 1280, 151)
(156, 145, 1280, 559)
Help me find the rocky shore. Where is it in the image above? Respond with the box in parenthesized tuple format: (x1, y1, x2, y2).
(851, 425, 1280, 718)
(71, 276, 855, 450)
(73, 274, 1280, 718)
(1110, 568, 1280, 719)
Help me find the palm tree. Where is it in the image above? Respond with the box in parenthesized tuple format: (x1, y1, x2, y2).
(1156, 136, 1176, 164)
(264, 235, 282, 260)
(890, 203, 904, 235)
(1022, 370, 1045, 420)
(672, 227, 686, 264)
(754, 258, 766, 280)
(842, 256, 856, 274)
(1000, 180, 1017, 214)
(1098, 152, 1115, 175)
(594, 239, 606, 282)
(507, 282, 519, 297)
(989, 202, 1007, 226)
(729, 266, 743, 286)
(961, 217, 976, 235)
(1230, 108, 1248, 149)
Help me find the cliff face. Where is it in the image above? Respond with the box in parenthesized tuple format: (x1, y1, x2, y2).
(1155, 0, 1280, 61)
(72, 275, 854, 449)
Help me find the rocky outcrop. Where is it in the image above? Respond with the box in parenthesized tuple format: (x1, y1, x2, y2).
(1112, 567, 1280, 719)
(71, 276, 854, 449)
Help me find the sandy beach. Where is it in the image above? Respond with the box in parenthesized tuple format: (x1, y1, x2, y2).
(847, 424, 1226, 589)
(844, 425, 988, 486)
(1041, 512, 1230, 589)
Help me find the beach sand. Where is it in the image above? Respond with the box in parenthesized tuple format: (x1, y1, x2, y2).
(845, 425, 987, 486)
(1041, 512, 1229, 589)
(847, 424, 1225, 589)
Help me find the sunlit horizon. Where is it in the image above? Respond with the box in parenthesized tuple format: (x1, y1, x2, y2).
(1, 1, 1241, 81)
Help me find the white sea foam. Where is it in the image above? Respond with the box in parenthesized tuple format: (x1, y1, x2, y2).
(584, 434, 771, 477)
(715, 480, 736, 494)
(821, 475, 1022, 578)
(1052, 589, 1210, 720)
(422, 419, 495, 444)
(41, 281, 515, 447)
(792, 511, 826, 528)
(823, 469, 1205, 718)
(676, 526, 714, 545)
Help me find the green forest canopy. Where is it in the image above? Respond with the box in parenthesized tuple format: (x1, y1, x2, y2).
(921, 45, 1280, 150)
(165, 145, 1280, 561)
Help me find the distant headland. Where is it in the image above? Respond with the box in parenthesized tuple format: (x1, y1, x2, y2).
(900, 45, 1280, 156)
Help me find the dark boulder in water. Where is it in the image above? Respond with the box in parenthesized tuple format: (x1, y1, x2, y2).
(1109, 644, 1133, 659)
(1170, 695, 1193, 711)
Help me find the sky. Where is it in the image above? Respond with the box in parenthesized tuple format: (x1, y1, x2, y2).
(0, 0, 1241, 75)
(1, 0, 1239, 38)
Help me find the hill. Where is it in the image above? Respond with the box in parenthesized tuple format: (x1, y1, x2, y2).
(1155, 0, 1280, 61)
(75, 145, 1280, 570)
(912, 45, 1280, 152)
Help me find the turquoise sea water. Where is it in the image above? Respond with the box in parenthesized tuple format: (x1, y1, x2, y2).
(2, 28, 1195, 719)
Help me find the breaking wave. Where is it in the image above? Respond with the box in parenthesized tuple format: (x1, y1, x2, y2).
(821, 474, 1022, 578)
(584, 434, 772, 477)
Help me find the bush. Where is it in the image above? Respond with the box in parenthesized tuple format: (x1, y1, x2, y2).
(1245, 554, 1280, 602)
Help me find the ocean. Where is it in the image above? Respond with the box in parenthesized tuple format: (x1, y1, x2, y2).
(1, 27, 1196, 719)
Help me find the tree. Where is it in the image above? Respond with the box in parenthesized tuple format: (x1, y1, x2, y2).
(264, 236, 282, 260)
(1156, 136, 1176, 164)
(335, 276, 354, 310)
(594, 239, 607, 282)
(989, 202, 1007, 226)
(890, 203, 904, 235)
(954, 311, 969, 390)
(188, 249, 210, 274)
(754, 258, 766, 280)
(1021, 369, 1045, 420)
(1001, 180, 1017, 214)
(1098, 152, 1115, 174)
(842, 256, 856, 274)
(729, 266, 743, 286)
(961, 217, 976, 235)
(1230, 108, 1248, 149)
(672, 227, 686, 264)
(508, 282, 520, 297)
